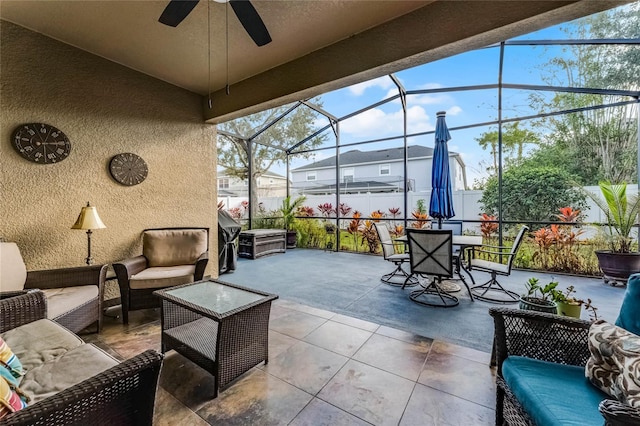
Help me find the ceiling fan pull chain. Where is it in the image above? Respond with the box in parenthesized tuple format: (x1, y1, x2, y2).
(226, 1, 230, 96)
(207, 0, 212, 109)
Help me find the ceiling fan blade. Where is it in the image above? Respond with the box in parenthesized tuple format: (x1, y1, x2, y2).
(229, 0, 272, 46)
(159, 0, 200, 27)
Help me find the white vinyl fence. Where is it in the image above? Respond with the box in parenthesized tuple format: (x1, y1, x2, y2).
(218, 185, 638, 235)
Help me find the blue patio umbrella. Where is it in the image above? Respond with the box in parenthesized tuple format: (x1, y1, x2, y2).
(429, 111, 455, 229)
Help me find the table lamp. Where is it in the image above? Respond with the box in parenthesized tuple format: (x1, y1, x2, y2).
(72, 202, 106, 265)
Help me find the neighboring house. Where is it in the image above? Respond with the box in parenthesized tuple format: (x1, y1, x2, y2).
(217, 169, 289, 197)
(291, 145, 467, 194)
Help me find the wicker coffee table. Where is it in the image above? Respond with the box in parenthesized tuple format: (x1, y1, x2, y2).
(154, 279, 278, 397)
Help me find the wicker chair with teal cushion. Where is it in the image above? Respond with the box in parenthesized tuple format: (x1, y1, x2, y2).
(490, 307, 640, 425)
(615, 273, 640, 335)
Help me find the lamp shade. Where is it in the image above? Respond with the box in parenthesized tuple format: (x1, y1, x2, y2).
(71, 203, 106, 230)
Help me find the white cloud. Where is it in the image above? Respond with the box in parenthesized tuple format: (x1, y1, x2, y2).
(408, 93, 451, 106)
(340, 105, 434, 139)
(447, 106, 463, 116)
(348, 76, 395, 96)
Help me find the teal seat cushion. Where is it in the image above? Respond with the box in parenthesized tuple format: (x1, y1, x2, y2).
(616, 273, 640, 335)
(503, 356, 609, 426)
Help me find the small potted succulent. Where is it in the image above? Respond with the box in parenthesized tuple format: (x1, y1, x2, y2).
(519, 277, 558, 314)
(552, 285, 599, 320)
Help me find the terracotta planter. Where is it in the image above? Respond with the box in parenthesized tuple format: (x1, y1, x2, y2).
(556, 301, 582, 318)
(519, 297, 557, 314)
(595, 250, 640, 285)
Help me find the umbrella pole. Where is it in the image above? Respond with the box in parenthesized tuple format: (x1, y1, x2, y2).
(438, 218, 442, 229)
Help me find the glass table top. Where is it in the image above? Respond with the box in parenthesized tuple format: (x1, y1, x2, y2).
(165, 281, 266, 314)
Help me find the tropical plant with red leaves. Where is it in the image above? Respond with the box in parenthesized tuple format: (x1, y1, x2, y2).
(297, 206, 315, 217)
(556, 206, 582, 223)
(371, 210, 384, 222)
(533, 227, 554, 269)
(388, 207, 401, 217)
(479, 213, 498, 239)
(338, 203, 353, 217)
(532, 207, 585, 272)
(317, 203, 336, 218)
(391, 224, 404, 239)
(228, 207, 243, 220)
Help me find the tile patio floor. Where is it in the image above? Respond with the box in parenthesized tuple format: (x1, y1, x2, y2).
(92, 248, 626, 425)
(89, 299, 496, 426)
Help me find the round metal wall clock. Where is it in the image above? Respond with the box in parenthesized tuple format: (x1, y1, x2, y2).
(109, 153, 148, 186)
(11, 123, 71, 164)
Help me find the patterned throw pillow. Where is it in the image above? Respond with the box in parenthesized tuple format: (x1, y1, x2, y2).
(586, 320, 640, 407)
(0, 337, 23, 387)
(0, 374, 27, 419)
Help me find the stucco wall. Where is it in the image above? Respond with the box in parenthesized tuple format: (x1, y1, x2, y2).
(0, 21, 218, 275)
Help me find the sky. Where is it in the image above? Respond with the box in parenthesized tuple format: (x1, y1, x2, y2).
(262, 4, 637, 187)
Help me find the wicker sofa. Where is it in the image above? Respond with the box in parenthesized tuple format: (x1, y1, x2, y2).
(0, 290, 163, 425)
(490, 307, 640, 426)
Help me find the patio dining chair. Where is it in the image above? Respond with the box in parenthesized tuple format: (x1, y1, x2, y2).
(405, 229, 474, 308)
(373, 222, 417, 286)
(468, 225, 529, 303)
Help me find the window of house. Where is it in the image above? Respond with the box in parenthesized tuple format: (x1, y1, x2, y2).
(379, 164, 390, 176)
(218, 178, 229, 189)
(306, 171, 317, 181)
(342, 168, 354, 183)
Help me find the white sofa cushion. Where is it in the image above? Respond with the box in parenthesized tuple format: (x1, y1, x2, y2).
(1, 319, 83, 372)
(21, 343, 118, 404)
(41, 286, 99, 321)
(0, 242, 27, 292)
(129, 265, 195, 289)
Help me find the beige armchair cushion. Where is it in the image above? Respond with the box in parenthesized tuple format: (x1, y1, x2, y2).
(129, 265, 195, 289)
(0, 242, 27, 292)
(143, 229, 207, 267)
(41, 286, 99, 321)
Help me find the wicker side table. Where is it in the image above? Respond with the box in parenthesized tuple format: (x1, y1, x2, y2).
(154, 279, 278, 397)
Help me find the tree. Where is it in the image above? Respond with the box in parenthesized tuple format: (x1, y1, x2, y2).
(529, 3, 639, 184)
(218, 101, 327, 218)
(475, 122, 540, 175)
(479, 164, 587, 227)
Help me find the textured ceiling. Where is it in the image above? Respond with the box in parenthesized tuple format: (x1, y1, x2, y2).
(0, 0, 429, 94)
(0, 1, 629, 122)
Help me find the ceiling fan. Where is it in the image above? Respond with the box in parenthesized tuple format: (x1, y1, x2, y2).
(158, 0, 272, 47)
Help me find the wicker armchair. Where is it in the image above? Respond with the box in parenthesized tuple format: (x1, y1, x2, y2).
(0, 241, 106, 333)
(0, 290, 163, 426)
(113, 227, 209, 324)
(490, 307, 640, 425)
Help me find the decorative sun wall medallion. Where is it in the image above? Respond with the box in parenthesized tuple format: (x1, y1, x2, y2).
(109, 153, 148, 186)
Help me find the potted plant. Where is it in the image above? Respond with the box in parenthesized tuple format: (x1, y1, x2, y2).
(587, 181, 640, 285)
(279, 195, 306, 249)
(519, 277, 558, 314)
(552, 285, 599, 320)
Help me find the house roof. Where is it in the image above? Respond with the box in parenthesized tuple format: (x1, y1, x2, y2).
(217, 168, 285, 179)
(0, 1, 619, 123)
(293, 145, 442, 171)
(301, 180, 400, 194)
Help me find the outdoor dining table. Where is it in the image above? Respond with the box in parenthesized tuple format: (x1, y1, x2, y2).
(395, 234, 483, 291)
